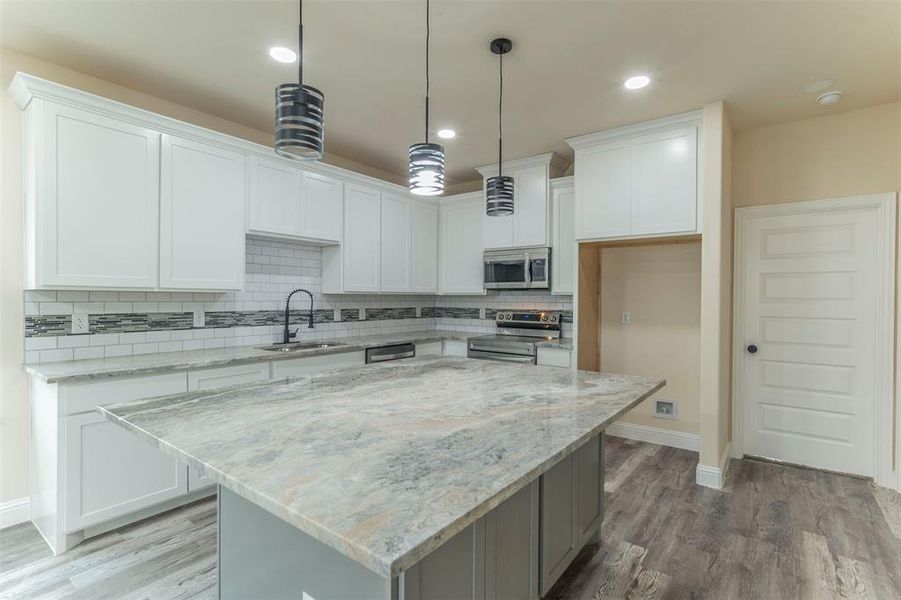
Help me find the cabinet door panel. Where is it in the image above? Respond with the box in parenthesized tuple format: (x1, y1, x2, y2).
(551, 186, 574, 294)
(403, 524, 478, 600)
(65, 412, 187, 531)
(483, 210, 514, 250)
(380, 193, 411, 292)
(248, 156, 302, 237)
(343, 185, 381, 292)
(411, 201, 439, 293)
(513, 165, 549, 247)
(539, 453, 577, 596)
(40, 104, 160, 288)
(631, 127, 698, 235)
(486, 481, 539, 600)
(160, 135, 245, 290)
(576, 434, 603, 547)
(575, 144, 631, 240)
(302, 171, 343, 242)
(439, 200, 484, 294)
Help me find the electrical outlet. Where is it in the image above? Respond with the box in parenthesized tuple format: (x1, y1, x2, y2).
(654, 399, 677, 419)
(71, 313, 89, 334)
(193, 310, 205, 328)
(622, 312, 632, 325)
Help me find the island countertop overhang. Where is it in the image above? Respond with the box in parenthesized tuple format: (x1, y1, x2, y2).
(98, 356, 664, 578)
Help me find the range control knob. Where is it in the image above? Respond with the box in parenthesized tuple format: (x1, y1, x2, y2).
(550, 315, 558, 323)
(540, 314, 548, 322)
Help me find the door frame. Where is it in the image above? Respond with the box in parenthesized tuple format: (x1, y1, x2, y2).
(731, 193, 897, 489)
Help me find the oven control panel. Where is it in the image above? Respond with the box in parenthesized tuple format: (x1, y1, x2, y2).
(494, 311, 562, 328)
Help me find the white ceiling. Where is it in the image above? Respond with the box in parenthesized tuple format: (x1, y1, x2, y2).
(2, 1, 898, 185)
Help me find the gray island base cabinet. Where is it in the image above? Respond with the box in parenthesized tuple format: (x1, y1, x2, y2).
(218, 434, 603, 600)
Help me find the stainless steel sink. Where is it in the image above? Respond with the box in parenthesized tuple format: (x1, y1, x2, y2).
(256, 342, 346, 352)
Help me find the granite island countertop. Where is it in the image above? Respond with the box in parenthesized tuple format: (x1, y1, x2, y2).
(23, 330, 473, 384)
(98, 356, 663, 578)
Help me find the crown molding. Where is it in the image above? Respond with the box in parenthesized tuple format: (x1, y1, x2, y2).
(565, 109, 704, 150)
(475, 152, 569, 178)
(8, 71, 413, 198)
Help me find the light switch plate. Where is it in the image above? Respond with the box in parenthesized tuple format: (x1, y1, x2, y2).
(622, 312, 632, 325)
(193, 310, 205, 328)
(71, 313, 89, 334)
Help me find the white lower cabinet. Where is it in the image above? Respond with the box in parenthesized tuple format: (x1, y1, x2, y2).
(64, 412, 187, 532)
(443, 340, 468, 357)
(188, 363, 270, 391)
(270, 351, 366, 379)
(415, 342, 443, 356)
(537, 347, 572, 369)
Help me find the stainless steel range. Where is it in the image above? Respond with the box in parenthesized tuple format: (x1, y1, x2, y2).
(467, 310, 562, 364)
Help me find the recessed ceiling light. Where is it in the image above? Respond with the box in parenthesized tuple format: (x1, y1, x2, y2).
(801, 79, 835, 93)
(817, 90, 843, 105)
(269, 47, 297, 63)
(437, 129, 456, 139)
(624, 75, 651, 90)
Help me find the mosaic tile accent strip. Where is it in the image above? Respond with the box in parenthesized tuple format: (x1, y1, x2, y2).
(561, 310, 573, 324)
(25, 315, 72, 338)
(91, 312, 194, 334)
(340, 309, 361, 323)
(205, 309, 335, 328)
(366, 308, 417, 321)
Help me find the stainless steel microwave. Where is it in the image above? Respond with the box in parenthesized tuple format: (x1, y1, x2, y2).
(483, 248, 550, 289)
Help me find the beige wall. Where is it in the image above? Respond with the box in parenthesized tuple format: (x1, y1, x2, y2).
(601, 243, 701, 434)
(697, 101, 733, 469)
(733, 101, 900, 207)
(0, 47, 404, 505)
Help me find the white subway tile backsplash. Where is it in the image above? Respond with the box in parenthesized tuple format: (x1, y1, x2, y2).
(74, 347, 104, 360)
(104, 345, 133, 357)
(57, 291, 90, 301)
(89, 291, 119, 301)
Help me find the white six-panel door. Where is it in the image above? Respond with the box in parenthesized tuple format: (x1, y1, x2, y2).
(735, 194, 895, 478)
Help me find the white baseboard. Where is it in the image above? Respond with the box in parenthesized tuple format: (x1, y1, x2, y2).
(696, 442, 733, 489)
(605, 421, 700, 452)
(0, 497, 30, 529)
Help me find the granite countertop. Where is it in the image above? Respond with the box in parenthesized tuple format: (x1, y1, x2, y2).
(99, 356, 663, 578)
(22, 330, 472, 384)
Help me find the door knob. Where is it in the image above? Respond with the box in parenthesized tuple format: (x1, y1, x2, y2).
(747, 344, 758, 354)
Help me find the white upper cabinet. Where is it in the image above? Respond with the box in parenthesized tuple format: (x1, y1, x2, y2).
(477, 153, 566, 250)
(159, 135, 245, 290)
(26, 102, 161, 289)
(330, 183, 381, 293)
(380, 193, 411, 292)
(567, 111, 701, 242)
(301, 171, 343, 242)
(550, 178, 575, 295)
(248, 156, 303, 237)
(439, 193, 484, 295)
(411, 200, 439, 293)
(630, 127, 698, 236)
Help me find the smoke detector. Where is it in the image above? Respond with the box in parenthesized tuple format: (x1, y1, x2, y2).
(817, 90, 843, 105)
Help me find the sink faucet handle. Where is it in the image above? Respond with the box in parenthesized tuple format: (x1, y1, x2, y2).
(288, 327, 299, 340)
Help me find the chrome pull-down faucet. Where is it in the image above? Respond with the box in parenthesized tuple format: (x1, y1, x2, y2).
(283, 288, 314, 344)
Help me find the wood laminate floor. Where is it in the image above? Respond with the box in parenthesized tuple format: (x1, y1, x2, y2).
(2, 437, 899, 599)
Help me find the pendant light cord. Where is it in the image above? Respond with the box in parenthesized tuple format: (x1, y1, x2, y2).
(425, 0, 431, 143)
(297, 0, 304, 84)
(498, 48, 503, 177)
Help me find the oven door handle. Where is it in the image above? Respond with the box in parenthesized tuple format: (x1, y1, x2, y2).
(467, 350, 536, 364)
(524, 252, 532, 286)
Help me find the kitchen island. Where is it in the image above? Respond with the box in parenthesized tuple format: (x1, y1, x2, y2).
(99, 356, 663, 599)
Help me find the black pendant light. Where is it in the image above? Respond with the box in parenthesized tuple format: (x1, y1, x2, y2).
(409, 0, 445, 196)
(275, 0, 325, 160)
(486, 38, 513, 216)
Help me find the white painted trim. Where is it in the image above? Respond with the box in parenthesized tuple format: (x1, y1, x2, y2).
(731, 194, 897, 488)
(475, 152, 568, 177)
(565, 109, 703, 149)
(696, 443, 732, 489)
(0, 497, 30, 529)
(605, 421, 699, 452)
(549, 176, 574, 191)
(9, 72, 416, 200)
